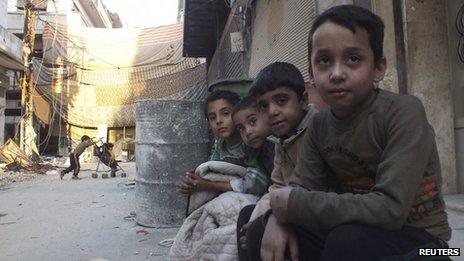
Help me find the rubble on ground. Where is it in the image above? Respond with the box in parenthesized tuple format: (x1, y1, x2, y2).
(0, 139, 60, 187)
(0, 170, 41, 187)
(0, 162, 57, 187)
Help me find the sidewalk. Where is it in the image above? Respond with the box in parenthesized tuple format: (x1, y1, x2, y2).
(444, 194, 464, 260)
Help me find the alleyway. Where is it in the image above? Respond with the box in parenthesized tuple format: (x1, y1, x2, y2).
(1, 163, 464, 260)
(0, 162, 177, 261)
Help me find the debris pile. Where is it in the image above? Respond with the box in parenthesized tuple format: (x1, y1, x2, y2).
(0, 139, 59, 186)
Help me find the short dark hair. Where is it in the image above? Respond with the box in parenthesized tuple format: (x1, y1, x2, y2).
(249, 62, 305, 100)
(204, 90, 241, 119)
(81, 135, 91, 142)
(231, 96, 258, 119)
(308, 5, 385, 67)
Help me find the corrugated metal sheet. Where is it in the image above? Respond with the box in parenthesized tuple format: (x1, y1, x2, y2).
(207, 6, 247, 83)
(248, 0, 316, 82)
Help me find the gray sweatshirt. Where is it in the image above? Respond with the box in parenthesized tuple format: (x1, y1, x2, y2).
(288, 89, 451, 241)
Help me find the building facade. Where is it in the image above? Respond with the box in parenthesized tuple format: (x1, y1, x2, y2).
(5, 0, 121, 154)
(0, 0, 23, 145)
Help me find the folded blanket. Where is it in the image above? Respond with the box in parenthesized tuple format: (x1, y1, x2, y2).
(187, 161, 248, 214)
(169, 191, 258, 261)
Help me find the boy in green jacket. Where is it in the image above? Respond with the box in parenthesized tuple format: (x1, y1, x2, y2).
(244, 5, 451, 261)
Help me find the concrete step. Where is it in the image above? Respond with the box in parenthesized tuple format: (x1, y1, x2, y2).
(444, 194, 464, 213)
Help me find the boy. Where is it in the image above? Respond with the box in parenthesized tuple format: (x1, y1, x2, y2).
(231, 96, 274, 176)
(247, 5, 451, 261)
(170, 91, 273, 260)
(236, 62, 318, 259)
(177, 90, 270, 197)
(60, 135, 94, 180)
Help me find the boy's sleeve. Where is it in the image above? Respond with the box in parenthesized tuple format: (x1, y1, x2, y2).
(268, 144, 286, 191)
(229, 167, 270, 195)
(229, 145, 271, 195)
(288, 117, 329, 191)
(287, 97, 435, 231)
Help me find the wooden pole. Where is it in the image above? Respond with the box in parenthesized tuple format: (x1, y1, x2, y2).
(19, 0, 39, 158)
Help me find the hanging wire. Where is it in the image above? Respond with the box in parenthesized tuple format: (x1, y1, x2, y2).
(36, 16, 122, 69)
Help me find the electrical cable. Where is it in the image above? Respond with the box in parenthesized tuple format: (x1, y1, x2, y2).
(37, 16, 122, 69)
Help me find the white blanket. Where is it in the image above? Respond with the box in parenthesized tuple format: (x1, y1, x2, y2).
(169, 161, 258, 261)
(187, 161, 249, 214)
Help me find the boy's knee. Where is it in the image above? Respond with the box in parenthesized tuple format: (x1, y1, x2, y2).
(237, 205, 255, 236)
(238, 205, 255, 221)
(246, 214, 268, 249)
(322, 224, 382, 260)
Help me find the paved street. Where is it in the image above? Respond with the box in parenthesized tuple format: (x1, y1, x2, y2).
(448, 209, 464, 260)
(0, 163, 463, 260)
(0, 163, 177, 261)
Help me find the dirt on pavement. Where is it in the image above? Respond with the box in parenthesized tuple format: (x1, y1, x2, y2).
(0, 162, 179, 261)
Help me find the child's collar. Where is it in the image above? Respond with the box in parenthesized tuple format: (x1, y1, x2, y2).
(267, 105, 315, 145)
(329, 88, 379, 124)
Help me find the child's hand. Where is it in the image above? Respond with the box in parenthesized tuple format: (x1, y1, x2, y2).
(260, 214, 298, 261)
(185, 171, 207, 191)
(176, 171, 207, 194)
(269, 187, 293, 223)
(239, 222, 251, 250)
(176, 170, 196, 194)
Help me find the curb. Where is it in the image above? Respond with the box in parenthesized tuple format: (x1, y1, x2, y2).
(446, 203, 464, 213)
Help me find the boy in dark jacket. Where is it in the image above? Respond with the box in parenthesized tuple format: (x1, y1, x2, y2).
(60, 135, 94, 180)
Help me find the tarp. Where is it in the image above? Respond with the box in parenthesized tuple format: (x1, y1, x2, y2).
(42, 22, 185, 69)
(34, 22, 207, 128)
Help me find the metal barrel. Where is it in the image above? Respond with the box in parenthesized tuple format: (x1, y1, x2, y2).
(135, 100, 209, 227)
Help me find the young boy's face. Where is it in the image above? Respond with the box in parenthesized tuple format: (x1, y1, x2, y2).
(206, 99, 236, 139)
(310, 22, 386, 119)
(232, 107, 271, 149)
(256, 86, 307, 138)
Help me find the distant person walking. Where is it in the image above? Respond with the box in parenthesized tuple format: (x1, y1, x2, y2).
(60, 135, 94, 180)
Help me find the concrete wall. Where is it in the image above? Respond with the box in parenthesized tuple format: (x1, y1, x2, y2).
(0, 69, 6, 144)
(447, 0, 464, 193)
(372, 0, 399, 93)
(1, 0, 7, 28)
(402, 0, 456, 194)
(0, 25, 23, 62)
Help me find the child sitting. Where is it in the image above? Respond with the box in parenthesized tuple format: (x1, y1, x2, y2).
(235, 62, 318, 259)
(246, 5, 451, 261)
(231, 96, 274, 178)
(170, 91, 273, 260)
(60, 135, 94, 180)
(177, 90, 270, 203)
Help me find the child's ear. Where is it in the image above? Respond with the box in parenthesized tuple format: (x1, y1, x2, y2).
(374, 57, 387, 82)
(307, 67, 317, 90)
(300, 91, 309, 109)
(308, 65, 315, 85)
